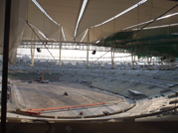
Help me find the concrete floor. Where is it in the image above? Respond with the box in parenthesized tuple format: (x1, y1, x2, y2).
(12, 81, 133, 117)
(8, 79, 176, 120)
(9, 70, 178, 98)
(6, 65, 178, 120)
(6, 91, 176, 122)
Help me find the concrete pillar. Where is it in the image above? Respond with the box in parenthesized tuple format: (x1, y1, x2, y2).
(147, 55, 152, 70)
(86, 29, 90, 69)
(59, 29, 62, 67)
(111, 44, 115, 69)
(131, 49, 136, 69)
(131, 54, 135, 69)
(166, 57, 169, 70)
(30, 32, 35, 66)
(159, 56, 163, 70)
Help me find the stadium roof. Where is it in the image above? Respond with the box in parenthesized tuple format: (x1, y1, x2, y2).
(0, 0, 178, 64)
(25, 0, 178, 42)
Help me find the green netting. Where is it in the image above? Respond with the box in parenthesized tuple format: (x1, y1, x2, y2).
(100, 25, 178, 58)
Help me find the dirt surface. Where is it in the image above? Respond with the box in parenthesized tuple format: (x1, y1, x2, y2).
(13, 81, 123, 109)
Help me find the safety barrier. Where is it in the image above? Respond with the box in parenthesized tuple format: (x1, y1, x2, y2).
(28, 102, 105, 112)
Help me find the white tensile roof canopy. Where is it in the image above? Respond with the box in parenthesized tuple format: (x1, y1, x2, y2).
(0, 0, 178, 64)
(25, 0, 178, 43)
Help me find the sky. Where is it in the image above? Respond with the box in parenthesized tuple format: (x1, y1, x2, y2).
(17, 48, 133, 62)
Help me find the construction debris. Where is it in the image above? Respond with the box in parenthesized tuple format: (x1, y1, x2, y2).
(64, 92, 68, 96)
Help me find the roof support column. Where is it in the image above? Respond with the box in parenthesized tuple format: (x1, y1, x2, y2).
(30, 47, 35, 66)
(159, 56, 163, 70)
(147, 54, 152, 70)
(59, 29, 62, 68)
(167, 57, 170, 70)
(86, 29, 90, 69)
(30, 31, 35, 66)
(131, 54, 134, 69)
(131, 48, 136, 69)
(111, 43, 115, 69)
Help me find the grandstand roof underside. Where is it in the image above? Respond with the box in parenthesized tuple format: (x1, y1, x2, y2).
(26, 0, 178, 42)
(1, 0, 178, 64)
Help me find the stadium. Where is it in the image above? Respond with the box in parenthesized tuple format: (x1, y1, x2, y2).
(1, 0, 178, 132)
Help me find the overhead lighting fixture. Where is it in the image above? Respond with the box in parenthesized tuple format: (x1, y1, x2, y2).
(74, 0, 88, 39)
(32, 0, 66, 41)
(37, 48, 41, 52)
(92, 50, 96, 55)
(92, 0, 147, 28)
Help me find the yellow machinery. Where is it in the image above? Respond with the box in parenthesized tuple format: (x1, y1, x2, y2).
(41, 71, 45, 82)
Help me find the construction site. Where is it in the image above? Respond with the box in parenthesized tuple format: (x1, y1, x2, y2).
(1, 0, 178, 132)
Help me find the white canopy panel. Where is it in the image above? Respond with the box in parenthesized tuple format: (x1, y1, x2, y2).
(78, 0, 178, 42)
(24, 0, 178, 43)
(76, 0, 141, 38)
(27, 0, 63, 41)
(36, 0, 83, 41)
